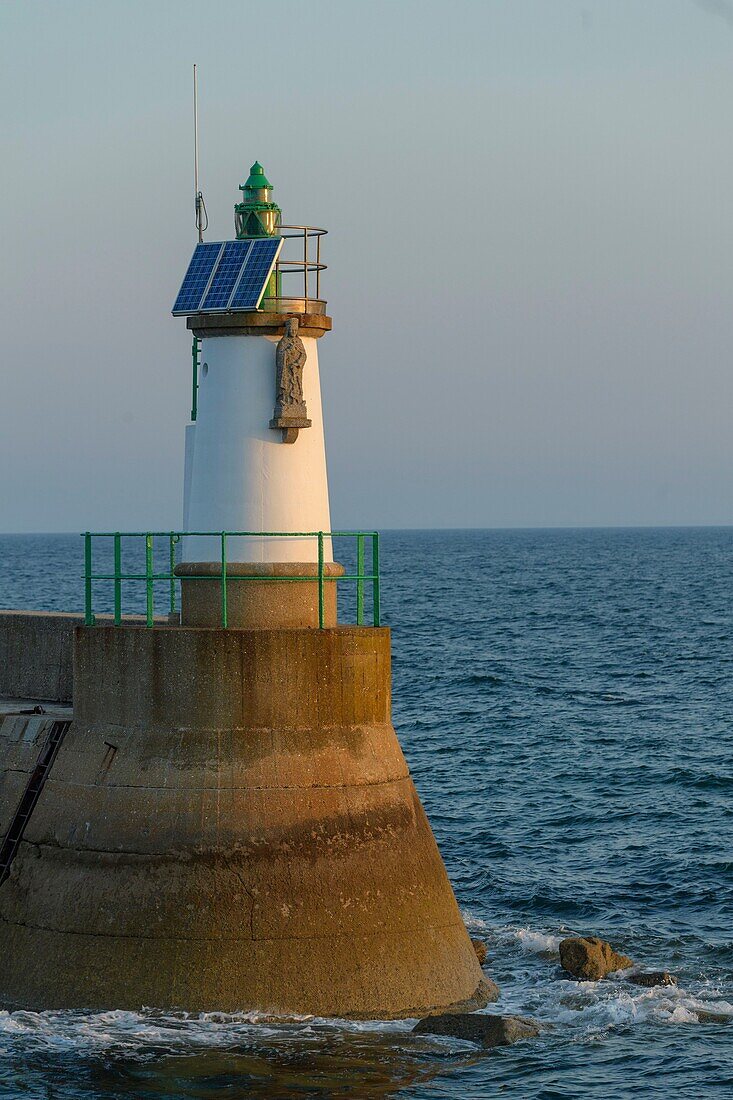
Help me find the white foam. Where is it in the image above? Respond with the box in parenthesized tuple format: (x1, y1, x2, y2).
(457, 919, 733, 1040)
(461, 911, 491, 934)
(521, 971, 733, 1035)
(667, 1005, 699, 1024)
(0, 1008, 412, 1057)
(515, 928, 563, 956)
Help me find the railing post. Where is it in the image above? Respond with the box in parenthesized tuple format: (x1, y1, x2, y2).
(220, 532, 228, 628)
(356, 533, 365, 626)
(145, 534, 154, 627)
(113, 533, 122, 626)
(169, 533, 177, 617)
(372, 532, 380, 627)
(84, 532, 94, 626)
(317, 531, 324, 629)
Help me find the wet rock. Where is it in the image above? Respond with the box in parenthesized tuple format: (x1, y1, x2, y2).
(471, 938, 489, 965)
(481, 976, 500, 1002)
(627, 970, 677, 988)
(413, 1012, 540, 1047)
(559, 936, 633, 981)
(696, 1009, 733, 1025)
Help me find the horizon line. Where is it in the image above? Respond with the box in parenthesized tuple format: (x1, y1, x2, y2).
(2, 523, 733, 537)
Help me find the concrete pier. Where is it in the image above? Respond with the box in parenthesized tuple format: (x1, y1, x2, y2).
(0, 610, 170, 703)
(0, 624, 489, 1016)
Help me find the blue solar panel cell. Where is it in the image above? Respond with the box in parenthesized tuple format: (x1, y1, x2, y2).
(172, 242, 222, 314)
(200, 241, 252, 310)
(229, 238, 281, 310)
(172, 237, 282, 315)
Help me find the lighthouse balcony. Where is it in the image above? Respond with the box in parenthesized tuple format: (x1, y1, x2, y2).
(262, 223, 328, 318)
(259, 295, 328, 316)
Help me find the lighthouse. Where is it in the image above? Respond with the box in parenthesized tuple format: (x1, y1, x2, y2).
(0, 161, 491, 1019)
(177, 163, 338, 625)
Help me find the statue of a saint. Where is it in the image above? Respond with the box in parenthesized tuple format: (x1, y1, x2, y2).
(270, 317, 312, 442)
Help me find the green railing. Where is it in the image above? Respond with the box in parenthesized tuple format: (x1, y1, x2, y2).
(82, 531, 380, 629)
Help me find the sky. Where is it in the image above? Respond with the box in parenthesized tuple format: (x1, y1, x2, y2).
(1, 0, 733, 531)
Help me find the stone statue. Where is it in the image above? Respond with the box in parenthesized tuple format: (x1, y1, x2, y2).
(270, 317, 312, 443)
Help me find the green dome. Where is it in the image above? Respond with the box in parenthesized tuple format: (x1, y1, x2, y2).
(241, 161, 273, 191)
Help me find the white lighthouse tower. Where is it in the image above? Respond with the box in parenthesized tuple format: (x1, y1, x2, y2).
(175, 162, 338, 625)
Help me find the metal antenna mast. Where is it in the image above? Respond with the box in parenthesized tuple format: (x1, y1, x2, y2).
(193, 64, 205, 243)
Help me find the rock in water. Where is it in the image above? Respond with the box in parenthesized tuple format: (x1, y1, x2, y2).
(559, 936, 633, 981)
(471, 938, 489, 965)
(413, 1013, 540, 1047)
(627, 971, 677, 988)
(481, 976, 500, 1002)
(696, 1009, 733, 1025)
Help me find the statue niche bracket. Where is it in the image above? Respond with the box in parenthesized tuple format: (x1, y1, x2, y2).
(270, 317, 312, 444)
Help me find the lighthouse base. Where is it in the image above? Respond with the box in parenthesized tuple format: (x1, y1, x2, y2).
(175, 561, 345, 628)
(0, 625, 490, 1018)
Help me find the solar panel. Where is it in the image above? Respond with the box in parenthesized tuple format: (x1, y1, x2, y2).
(172, 237, 283, 315)
(229, 238, 282, 310)
(200, 241, 252, 310)
(172, 242, 223, 314)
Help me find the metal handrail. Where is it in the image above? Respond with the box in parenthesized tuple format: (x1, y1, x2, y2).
(278, 225, 328, 237)
(272, 224, 327, 302)
(82, 530, 380, 630)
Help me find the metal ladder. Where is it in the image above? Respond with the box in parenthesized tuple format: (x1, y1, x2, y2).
(0, 720, 71, 886)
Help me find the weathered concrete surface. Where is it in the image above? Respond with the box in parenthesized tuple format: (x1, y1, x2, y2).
(0, 612, 78, 703)
(0, 611, 170, 703)
(188, 311, 332, 339)
(176, 562, 344, 628)
(0, 713, 71, 846)
(0, 699, 73, 716)
(0, 625, 489, 1017)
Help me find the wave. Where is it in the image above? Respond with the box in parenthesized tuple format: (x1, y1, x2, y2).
(0, 1008, 412, 1058)
(515, 928, 563, 956)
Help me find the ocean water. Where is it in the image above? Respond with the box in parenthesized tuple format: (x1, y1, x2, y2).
(0, 527, 732, 1099)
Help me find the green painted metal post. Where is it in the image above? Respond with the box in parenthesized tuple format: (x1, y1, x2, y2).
(220, 532, 228, 628)
(372, 532, 380, 627)
(317, 531, 325, 629)
(145, 534, 154, 627)
(79, 530, 380, 631)
(169, 533, 177, 616)
(191, 336, 200, 422)
(356, 534, 365, 626)
(113, 533, 122, 625)
(84, 533, 94, 626)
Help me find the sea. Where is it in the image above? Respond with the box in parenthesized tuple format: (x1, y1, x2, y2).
(0, 527, 732, 1099)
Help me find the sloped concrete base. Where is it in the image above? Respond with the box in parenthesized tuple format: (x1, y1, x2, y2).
(0, 626, 488, 1017)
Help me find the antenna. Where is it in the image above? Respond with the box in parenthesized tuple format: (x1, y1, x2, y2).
(193, 64, 206, 243)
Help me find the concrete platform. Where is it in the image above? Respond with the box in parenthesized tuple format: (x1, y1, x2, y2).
(0, 624, 490, 1018)
(0, 611, 172, 704)
(0, 697, 73, 718)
